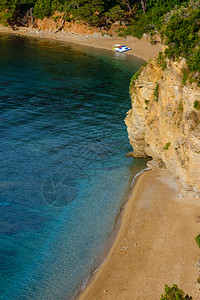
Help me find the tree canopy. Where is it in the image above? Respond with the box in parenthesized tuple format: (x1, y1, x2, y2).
(0, 0, 189, 26)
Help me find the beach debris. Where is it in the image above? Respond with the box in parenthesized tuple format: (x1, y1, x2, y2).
(177, 194, 183, 198)
(196, 261, 200, 267)
(133, 243, 138, 247)
(104, 290, 108, 293)
(120, 246, 127, 251)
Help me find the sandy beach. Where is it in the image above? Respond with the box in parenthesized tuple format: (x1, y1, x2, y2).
(78, 169, 200, 300)
(0, 25, 162, 61)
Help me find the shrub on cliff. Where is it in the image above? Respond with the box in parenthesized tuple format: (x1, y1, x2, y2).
(153, 82, 159, 101)
(157, 52, 167, 70)
(195, 233, 200, 248)
(129, 62, 147, 91)
(188, 48, 200, 72)
(160, 284, 192, 300)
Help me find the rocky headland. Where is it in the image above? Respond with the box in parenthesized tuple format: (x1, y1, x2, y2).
(125, 58, 200, 197)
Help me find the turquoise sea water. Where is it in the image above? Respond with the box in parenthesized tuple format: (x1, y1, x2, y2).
(0, 34, 147, 299)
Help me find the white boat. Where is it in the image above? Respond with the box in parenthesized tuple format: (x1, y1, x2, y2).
(113, 45, 132, 53)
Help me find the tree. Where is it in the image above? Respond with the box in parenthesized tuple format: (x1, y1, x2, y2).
(0, 0, 34, 26)
(33, 0, 52, 19)
(118, 0, 134, 15)
(105, 5, 124, 26)
(71, 0, 104, 25)
(0, 0, 17, 24)
(54, 1, 79, 33)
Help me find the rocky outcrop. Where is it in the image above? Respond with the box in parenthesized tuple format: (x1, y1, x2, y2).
(125, 58, 200, 195)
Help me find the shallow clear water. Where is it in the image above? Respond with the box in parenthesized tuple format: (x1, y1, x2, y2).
(0, 34, 147, 300)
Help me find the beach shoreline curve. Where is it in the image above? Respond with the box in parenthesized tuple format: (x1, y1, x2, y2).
(78, 169, 200, 300)
(0, 25, 162, 61)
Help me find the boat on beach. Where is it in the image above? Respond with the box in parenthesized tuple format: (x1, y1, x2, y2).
(113, 45, 132, 53)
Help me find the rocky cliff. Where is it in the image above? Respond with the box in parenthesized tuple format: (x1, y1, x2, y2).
(125, 58, 200, 195)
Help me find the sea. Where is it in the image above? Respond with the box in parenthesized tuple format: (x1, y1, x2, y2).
(0, 33, 147, 300)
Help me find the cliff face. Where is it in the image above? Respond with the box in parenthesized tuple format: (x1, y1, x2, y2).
(125, 59, 200, 195)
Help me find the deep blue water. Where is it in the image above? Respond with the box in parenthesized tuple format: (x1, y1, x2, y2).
(0, 34, 147, 300)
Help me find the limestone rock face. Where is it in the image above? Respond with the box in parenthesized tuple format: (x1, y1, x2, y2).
(125, 59, 200, 194)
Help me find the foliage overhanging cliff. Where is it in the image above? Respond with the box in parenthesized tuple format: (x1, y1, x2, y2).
(125, 1, 200, 194)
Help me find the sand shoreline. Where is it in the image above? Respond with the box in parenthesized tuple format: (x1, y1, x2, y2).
(0, 25, 162, 61)
(73, 168, 149, 299)
(78, 169, 200, 300)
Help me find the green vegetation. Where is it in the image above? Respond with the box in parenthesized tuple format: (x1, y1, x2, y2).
(116, 21, 155, 40)
(129, 61, 147, 91)
(160, 284, 192, 299)
(117, 1, 200, 84)
(34, 0, 53, 20)
(195, 234, 200, 292)
(0, 1, 194, 29)
(188, 48, 200, 72)
(153, 82, 159, 101)
(70, 0, 105, 26)
(144, 99, 150, 110)
(194, 100, 200, 110)
(195, 233, 200, 248)
(105, 5, 125, 24)
(116, 0, 190, 39)
(157, 52, 167, 71)
(178, 99, 184, 112)
(163, 2, 200, 84)
(182, 68, 190, 85)
(163, 6, 199, 60)
(130, 69, 141, 90)
(0, 0, 147, 26)
(163, 142, 171, 150)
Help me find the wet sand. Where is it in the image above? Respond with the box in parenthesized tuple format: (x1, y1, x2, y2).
(0, 25, 162, 61)
(78, 169, 200, 300)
